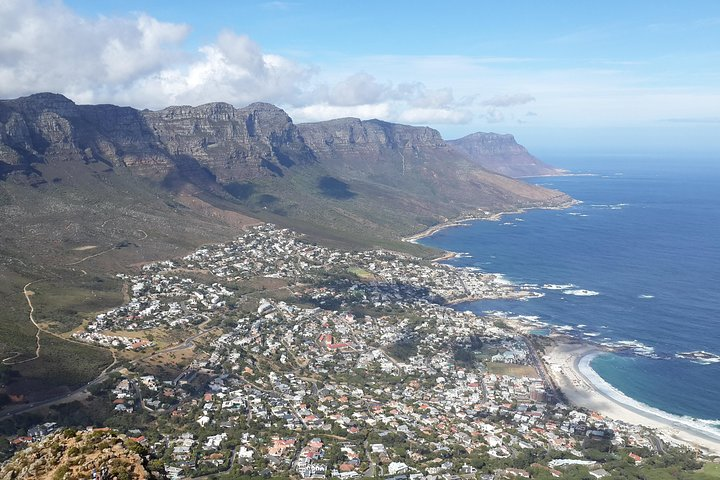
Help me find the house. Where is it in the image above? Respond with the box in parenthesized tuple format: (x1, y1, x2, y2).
(197, 415, 211, 427)
(237, 446, 254, 461)
(387, 462, 409, 475)
(590, 469, 610, 479)
(165, 466, 184, 480)
(298, 464, 326, 479)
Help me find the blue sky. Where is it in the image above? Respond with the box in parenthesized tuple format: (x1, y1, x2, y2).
(2, 0, 720, 157)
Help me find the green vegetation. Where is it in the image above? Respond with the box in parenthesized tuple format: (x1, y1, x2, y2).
(485, 361, 539, 377)
(0, 272, 114, 392)
(220, 165, 444, 258)
(13, 332, 111, 386)
(386, 341, 419, 362)
(696, 463, 720, 479)
(31, 274, 123, 333)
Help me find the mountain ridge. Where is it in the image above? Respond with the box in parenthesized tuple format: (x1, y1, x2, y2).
(0, 92, 571, 253)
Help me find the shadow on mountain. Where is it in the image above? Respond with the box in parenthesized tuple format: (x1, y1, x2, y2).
(225, 182, 255, 200)
(318, 176, 356, 200)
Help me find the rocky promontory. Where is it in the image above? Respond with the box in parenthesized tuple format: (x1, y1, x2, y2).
(449, 132, 565, 177)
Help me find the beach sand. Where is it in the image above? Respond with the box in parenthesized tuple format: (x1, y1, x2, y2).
(544, 338, 720, 455)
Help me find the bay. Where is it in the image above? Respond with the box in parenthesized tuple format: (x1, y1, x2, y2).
(418, 158, 720, 425)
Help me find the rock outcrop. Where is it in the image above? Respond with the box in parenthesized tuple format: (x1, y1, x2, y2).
(449, 132, 564, 177)
(299, 118, 445, 161)
(0, 429, 161, 479)
(144, 102, 315, 183)
(0, 93, 175, 179)
(0, 94, 314, 183)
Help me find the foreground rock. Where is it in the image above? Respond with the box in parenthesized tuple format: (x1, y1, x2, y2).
(0, 429, 161, 479)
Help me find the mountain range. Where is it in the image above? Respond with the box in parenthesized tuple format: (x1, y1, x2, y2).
(0, 94, 568, 257)
(0, 92, 573, 275)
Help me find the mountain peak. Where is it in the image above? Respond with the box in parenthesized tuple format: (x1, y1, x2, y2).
(22, 92, 75, 104)
(4, 92, 79, 117)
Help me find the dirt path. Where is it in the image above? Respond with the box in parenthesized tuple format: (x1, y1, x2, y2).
(1, 281, 44, 365)
(65, 246, 117, 266)
(2, 280, 108, 365)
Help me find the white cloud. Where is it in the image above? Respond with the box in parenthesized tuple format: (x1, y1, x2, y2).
(100, 14, 190, 84)
(327, 73, 388, 106)
(396, 107, 473, 125)
(0, 0, 191, 102)
(0, 0, 312, 108)
(4, 0, 719, 150)
(118, 31, 313, 108)
(481, 94, 536, 107)
(291, 103, 393, 122)
(0, 1, 477, 125)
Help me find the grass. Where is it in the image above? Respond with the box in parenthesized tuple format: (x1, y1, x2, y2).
(698, 463, 720, 478)
(347, 267, 375, 280)
(140, 347, 198, 380)
(0, 268, 114, 404)
(221, 165, 447, 258)
(31, 274, 124, 334)
(12, 333, 112, 389)
(485, 362, 539, 378)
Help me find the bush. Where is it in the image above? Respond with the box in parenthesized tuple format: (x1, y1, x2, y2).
(52, 465, 70, 480)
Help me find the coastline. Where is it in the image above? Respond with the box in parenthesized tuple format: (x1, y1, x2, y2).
(404, 199, 579, 246)
(543, 337, 720, 455)
(409, 199, 720, 455)
(404, 209, 527, 244)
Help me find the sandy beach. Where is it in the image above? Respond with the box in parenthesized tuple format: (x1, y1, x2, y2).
(403, 200, 720, 455)
(544, 338, 720, 455)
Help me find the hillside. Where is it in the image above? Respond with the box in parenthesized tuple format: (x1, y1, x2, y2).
(228, 118, 571, 244)
(449, 132, 565, 177)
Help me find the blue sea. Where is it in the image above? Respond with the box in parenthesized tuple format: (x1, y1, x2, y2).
(419, 156, 720, 430)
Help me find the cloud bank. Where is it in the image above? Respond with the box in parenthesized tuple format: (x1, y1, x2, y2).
(0, 0, 497, 125)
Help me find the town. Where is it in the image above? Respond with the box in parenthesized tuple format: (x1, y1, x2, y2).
(4, 226, 669, 479)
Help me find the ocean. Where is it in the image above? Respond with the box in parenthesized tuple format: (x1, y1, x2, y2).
(418, 157, 720, 431)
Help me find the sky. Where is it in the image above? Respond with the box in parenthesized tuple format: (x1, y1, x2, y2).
(1, 0, 720, 157)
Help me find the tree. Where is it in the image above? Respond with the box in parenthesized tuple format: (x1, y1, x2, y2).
(0, 437, 13, 462)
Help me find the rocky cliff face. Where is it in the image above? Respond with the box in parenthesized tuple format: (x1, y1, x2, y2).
(296, 117, 569, 217)
(144, 101, 315, 183)
(0, 93, 175, 179)
(299, 118, 445, 156)
(449, 132, 564, 177)
(0, 94, 313, 183)
(298, 118, 452, 178)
